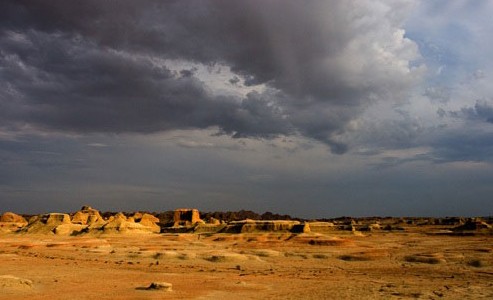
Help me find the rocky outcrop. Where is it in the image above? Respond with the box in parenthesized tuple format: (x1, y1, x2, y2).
(307, 222, 336, 233)
(359, 223, 382, 231)
(453, 218, 492, 231)
(207, 217, 222, 225)
(193, 223, 227, 234)
(46, 213, 71, 226)
(174, 208, 201, 227)
(0, 212, 28, 224)
(137, 213, 161, 233)
(72, 205, 106, 228)
(53, 223, 88, 235)
(0, 212, 28, 232)
(222, 220, 304, 233)
(11, 206, 165, 235)
(102, 213, 158, 234)
(22, 213, 74, 234)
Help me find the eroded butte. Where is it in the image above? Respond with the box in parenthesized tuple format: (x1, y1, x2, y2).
(0, 208, 492, 299)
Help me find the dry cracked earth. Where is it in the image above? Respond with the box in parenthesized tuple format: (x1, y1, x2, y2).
(1, 227, 492, 299)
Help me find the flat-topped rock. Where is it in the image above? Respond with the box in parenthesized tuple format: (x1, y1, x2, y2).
(174, 208, 201, 227)
(224, 220, 303, 233)
(46, 213, 71, 226)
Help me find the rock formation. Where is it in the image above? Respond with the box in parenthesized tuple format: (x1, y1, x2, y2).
(0, 212, 28, 224)
(223, 220, 305, 233)
(305, 222, 335, 233)
(137, 213, 161, 233)
(72, 205, 105, 228)
(45, 213, 71, 226)
(173, 208, 201, 227)
(22, 213, 76, 234)
(102, 212, 159, 234)
(453, 218, 492, 231)
(207, 217, 221, 225)
(0, 212, 28, 232)
(53, 223, 88, 235)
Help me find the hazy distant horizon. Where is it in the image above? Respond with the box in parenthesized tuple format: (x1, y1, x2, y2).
(1, 1, 492, 218)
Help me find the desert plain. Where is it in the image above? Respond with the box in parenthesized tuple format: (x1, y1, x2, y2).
(0, 208, 492, 299)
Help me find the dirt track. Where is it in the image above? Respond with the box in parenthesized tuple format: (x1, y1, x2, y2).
(1, 229, 492, 299)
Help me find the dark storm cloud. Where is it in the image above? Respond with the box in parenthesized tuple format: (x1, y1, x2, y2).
(0, 27, 289, 138)
(429, 130, 493, 163)
(450, 101, 493, 124)
(0, 0, 421, 153)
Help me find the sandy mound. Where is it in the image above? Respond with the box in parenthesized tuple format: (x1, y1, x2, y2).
(337, 250, 388, 261)
(0, 212, 29, 233)
(0, 275, 33, 289)
(202, 251, 254, 262)
(292, 234, 354, 247)
(404, 253, 445, 264)
(0, 212, 27, 225)
(248, 249, 282, 257)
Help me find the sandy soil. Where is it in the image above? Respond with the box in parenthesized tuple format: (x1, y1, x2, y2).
(0, 228, 492, 299)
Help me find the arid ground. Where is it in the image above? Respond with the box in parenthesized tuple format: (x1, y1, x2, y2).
(1, 227, 492, 299)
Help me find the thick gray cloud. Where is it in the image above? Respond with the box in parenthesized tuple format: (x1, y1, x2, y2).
(3, 1, 493, 217)
(450, 101, 493, 124)
(0, 0, 422, 153)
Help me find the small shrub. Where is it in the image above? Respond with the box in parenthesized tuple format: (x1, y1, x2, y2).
(467, 259, 483, 268)
(404, 255, 441, 264)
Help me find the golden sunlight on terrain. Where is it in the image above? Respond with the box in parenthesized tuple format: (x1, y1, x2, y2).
(0, 208, 492, 299)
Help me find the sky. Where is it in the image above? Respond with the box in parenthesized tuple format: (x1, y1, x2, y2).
(1, 0, 492, 217)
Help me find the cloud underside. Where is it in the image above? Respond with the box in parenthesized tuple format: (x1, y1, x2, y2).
(0, 0, 422, 153)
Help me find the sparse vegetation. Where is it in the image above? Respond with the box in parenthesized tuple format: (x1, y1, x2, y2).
(404, 255, 441, 264)
(467, 259, 484, 268)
